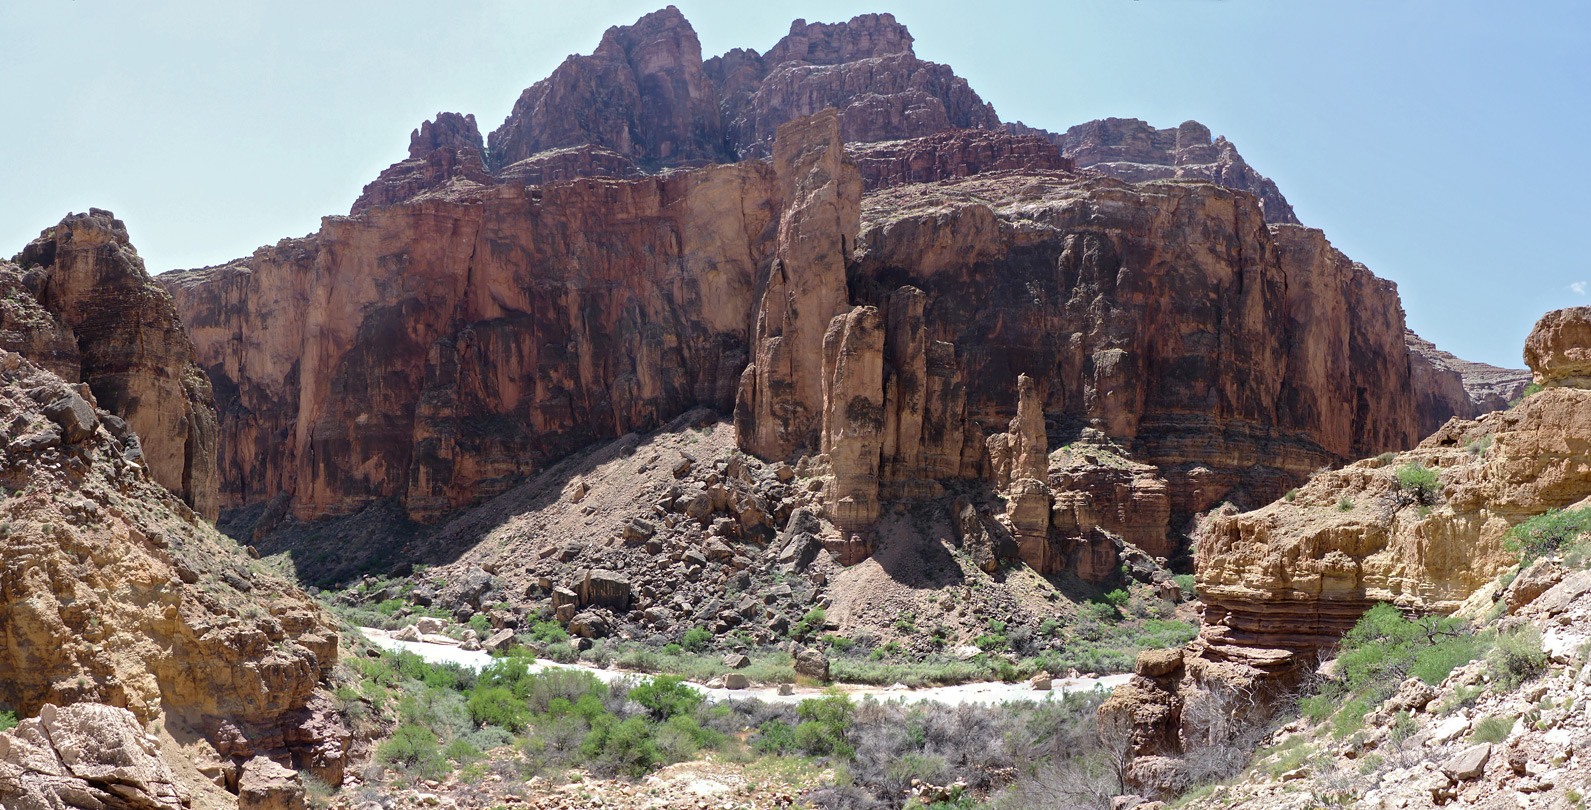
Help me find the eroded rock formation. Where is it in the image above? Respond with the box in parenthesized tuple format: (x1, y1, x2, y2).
(1102, 308, 1591, 797)
(7, 210, 218, 519)
(1008, 117, 1301, 225)
(0, 347, 343, 788)
(0, 703, 191, 810)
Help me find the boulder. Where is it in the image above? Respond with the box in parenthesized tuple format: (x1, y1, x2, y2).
(1135, 649, 1184, 679)
(0, 703, 191, 810)
(1442, 743, 1491, 781)
(581, 569, 632, 610)
(1504, 558, 1568, 614)
(391, 625, 422, 642)
(568, 611, 609, 639)
(483, 629, 517, 653)
(415, 616, 446, 635)
(723, 653, 751, 669)
(724, 673, 750, 690)
(1524, 306, 1591, 388)
(239, 755, 308, 810)
(42, 393, 98, 444)
(794, 648, 830, 681)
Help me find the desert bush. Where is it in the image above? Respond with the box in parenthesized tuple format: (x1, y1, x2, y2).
(1395, 463, 1440, 504)
(681, 626, 712, 651)
(0, 710, 16, 731)
(628, 675, 702, 721)
(377, 724, 448, 779)
(1488, 626, 1547, 691)
(1301, 604, 1487, 736)
(1505, 507, 1591, 565)
(1509, 383, 1543, 408)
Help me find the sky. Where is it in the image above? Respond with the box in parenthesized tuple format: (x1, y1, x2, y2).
(1, 0, 1586, 368)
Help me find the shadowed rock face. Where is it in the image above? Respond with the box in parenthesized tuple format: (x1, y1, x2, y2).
(10, 210, 219, 519)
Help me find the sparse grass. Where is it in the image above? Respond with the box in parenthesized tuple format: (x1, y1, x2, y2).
(1471, 714, 1514, 743)
(1337, 496, 1354, 512)
(1505, 506, 1591, 566)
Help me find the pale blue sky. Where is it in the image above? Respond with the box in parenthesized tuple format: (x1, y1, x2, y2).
(2, 1, 1586, 367)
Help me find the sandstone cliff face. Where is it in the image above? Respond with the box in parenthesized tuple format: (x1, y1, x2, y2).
(735, 109, 862, 461)
(1008, 117, 1301, 225)
(165, 121, 815, 523)
(7, 210, 219, 519)
(1102, 308, 1591, 797)
(0, 348, 343, 788)
(838, 171, 1421, 548)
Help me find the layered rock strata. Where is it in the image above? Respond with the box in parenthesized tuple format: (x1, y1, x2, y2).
(847, 128, 1073, 191)
(7, 211, 219, 519)
(0, 703, 191, 810)
(167, 113, 840, 523)
(1008, 117, 1301, 225)
(1102, 308, 1591, 797)
(0, 347, 343, 789)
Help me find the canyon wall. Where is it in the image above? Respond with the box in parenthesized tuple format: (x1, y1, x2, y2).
(163, 8, 1520, 565)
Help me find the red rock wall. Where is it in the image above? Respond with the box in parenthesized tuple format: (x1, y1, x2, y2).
(166, 156, 783, 523)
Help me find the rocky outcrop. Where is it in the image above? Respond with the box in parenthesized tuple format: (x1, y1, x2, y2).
(0, 703, 190, 810)
(847, 128, 1073, 191)
(735, 109, 862, 460)
(1104, 308, 1591, 797)
(1008, 117, 1300, 225)
(488, 6, 726, 169)
(1406, 329, 1531, 434)
(708, 14, 1000, 158)
(0, 348, 342, 785)
(351, 112, 493, 214)
(484, 8, 997, 181)
(1524, 305, 1591, 388)
(8, 210, 219, 519)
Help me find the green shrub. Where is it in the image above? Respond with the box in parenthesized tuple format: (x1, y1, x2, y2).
(467, 613, 492, 635)
(1337, 496, 1354, 512)
(1283, 488, 1297, 502)
(1104, 590, 1130, 608)
(754, 719, 798, 754)
(1037, 619, 1060, 637)
(0, 711, 16, 731)
(1488, 627, 1547, 691)
(628, 675, 702, 721)
(795, 693, 855, 759)
(1395, 463, 1441, 504)
(1307, 604, 1488, 735)
(376, 724, 448, 778)
(526, 619, 569, 646)
(581, 715, 658, 778)
(1509, 383, 1543, 408)
(1471, 715, 1514, 743)
(466, 685, 526, 731)
(662, 643, 683, 656)
(1173, 574, 1197, 598)
(1376, 451, 1397, 464)
(681, 627, 712, 652)
(1505, 507, 1591, 565)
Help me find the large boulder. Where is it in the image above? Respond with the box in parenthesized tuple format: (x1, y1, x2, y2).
(794, 648, 830, 681)
(0, 703, 190, 810)
(239, 755, 308, 810)
(1524, 306, 1591, 389)
(581, 569, 632, 610)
